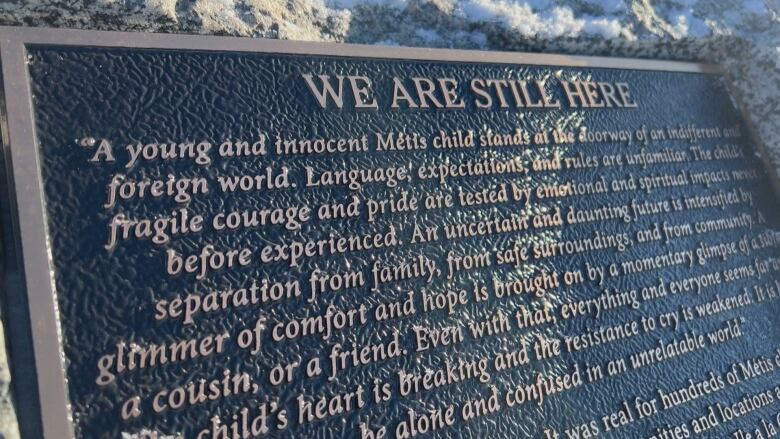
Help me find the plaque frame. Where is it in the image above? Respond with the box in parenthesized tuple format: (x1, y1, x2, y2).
(0, 25, 768, 439)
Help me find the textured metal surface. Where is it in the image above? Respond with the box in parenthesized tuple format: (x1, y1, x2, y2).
(3, 32, 780, 439)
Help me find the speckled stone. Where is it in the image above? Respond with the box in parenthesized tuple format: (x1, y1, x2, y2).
(0, 321, 16, 439)
(0, 0, 777, 437)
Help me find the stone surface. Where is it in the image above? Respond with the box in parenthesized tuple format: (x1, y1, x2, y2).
(0, 0, 777, 437)
(0, 321, 16, 439)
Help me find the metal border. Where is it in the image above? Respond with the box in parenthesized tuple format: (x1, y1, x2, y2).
(0, 31, 74, 439)
(0, 26, 728, 439)
(0, 26, 721, 73)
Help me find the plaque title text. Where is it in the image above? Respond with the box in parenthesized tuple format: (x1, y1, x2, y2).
(301, 74, 638, 110)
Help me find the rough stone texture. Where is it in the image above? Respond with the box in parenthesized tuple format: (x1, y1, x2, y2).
(0, 321, 16, 439)
(0, 0, 777, 437)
